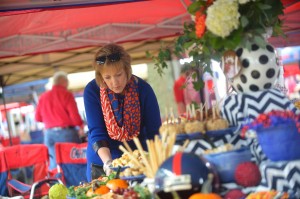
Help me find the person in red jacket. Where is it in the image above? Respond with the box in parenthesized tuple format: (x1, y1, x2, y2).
(173, 66, 189, 115)
(35, 71, 84, 170)
(173, 64, 201, 115)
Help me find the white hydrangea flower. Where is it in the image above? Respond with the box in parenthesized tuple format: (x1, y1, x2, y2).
(206, 0, 240, 38)
(238, 0, 250, 4)
(239, 0, 255, 4)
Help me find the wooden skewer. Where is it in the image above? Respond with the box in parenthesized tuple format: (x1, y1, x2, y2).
(216, 101, 221, 118)
(166, 133, 176, 157)
(162, 135, 168, 160)
(204, 102, 208, 119)
(123, 141, 133, 153)
(181, 139, 190, 151)
(191, 104, 196, 119)
(146, 140, 155, 174)
(200, 103, 203, 121)
(186, 104, 190, 120)
(160, 132, 167, 144)
(154, 135, 162, 164)
(165, 107, 169, 124)
(170, 107, 175, 124)
(151, 140, 159, 172)
(133, 137, 154, 178)
(147, 139, 159, 174)
(212, 104, 216, 120)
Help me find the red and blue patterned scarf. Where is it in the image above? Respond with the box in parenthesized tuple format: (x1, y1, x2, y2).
(100, 77, 140, 141)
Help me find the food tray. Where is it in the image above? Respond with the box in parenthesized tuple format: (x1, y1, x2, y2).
(120, 174, 145, 181)
(109, 166, 130, 172)
(206, 126, 238, 138)
(175, 126, 238, 142)
(175, 134, 189, 142)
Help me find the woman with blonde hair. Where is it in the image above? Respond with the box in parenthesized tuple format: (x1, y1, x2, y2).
(84, 43, 161, 181)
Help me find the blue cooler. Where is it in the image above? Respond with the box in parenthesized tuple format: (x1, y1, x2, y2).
(203, 147, 252, 183)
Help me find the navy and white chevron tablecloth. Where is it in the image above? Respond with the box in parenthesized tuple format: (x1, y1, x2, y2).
(259, 160, 300, 197)
(182, 89, 300, 197)
(219, 160, 300, 198)
(219, 88, 300, 196)
(184, 129, 300, 197)
(221, 88, 299, 127)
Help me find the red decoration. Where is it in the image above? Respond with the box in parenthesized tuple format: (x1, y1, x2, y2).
(195, 11, 206, 38)
(241, 110, 300, 137)
(234, 162, 261, 187)
(224, 189, 246, 199)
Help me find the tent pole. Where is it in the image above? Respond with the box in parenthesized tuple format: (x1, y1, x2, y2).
(0, 76, 13, 146)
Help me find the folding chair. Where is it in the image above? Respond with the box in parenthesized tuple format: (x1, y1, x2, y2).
(55, 142, 88, 187)
(1, 136, 21, 147)
(3, 144, 62, 199)
(0, 149, 8, 196)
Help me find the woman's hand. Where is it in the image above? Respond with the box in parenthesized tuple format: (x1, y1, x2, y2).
(97, 147, 113, 175)
(103, 159, 113, 176)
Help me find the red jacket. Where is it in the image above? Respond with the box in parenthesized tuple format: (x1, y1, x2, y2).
(35, 85, 83, 129)
(173, 75, 186, 103)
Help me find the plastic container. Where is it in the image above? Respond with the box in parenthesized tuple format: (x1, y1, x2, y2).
(203, 147, 252, 183)
(256, 122, 300, 161)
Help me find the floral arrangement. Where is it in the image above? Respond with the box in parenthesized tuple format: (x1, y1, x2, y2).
(150, 0, 284, 88)
(241, 110, 300, 137)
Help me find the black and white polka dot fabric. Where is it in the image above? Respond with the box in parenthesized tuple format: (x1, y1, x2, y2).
(232, 43, 280, 94)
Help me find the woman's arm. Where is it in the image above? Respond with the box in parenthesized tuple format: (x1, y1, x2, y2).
(84, 80, 112, 164)
(139, 79, 162, 140)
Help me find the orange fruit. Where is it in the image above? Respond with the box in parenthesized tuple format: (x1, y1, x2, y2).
(189, 193, 222, 199)
(94, 185, 110, 195)
(86, 185, 110, 196)
(106, 179, 129, 191)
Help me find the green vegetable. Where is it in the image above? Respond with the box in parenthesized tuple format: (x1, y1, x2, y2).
(134, 185, 151, 199)
(67, 186, 76, 197)
(49, 183, 68, 199)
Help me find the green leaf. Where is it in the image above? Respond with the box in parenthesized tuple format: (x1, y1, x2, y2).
(254, 28, 267, 35)
(134, 185, 152, 199)
(209, 36, 222, 50)
(241, 16, 249, 28)
(258, 3, 272, 10)
(193, 80, 204, 91)
(203, 66, 212, 74)
(187, 1, 202, 15)
(245, 39, 252, 51)
(145, 51, 151, 58)
(183, 41, 195, 50)
(253, 35, 266, 47)
(192, 72, 197, 79)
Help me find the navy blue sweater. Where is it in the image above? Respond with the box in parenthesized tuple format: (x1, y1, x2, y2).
(83, 76, 161, 181)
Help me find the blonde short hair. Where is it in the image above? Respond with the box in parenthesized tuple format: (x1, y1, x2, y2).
(93, 43, 132, 88)
(52, 71, 68, 85)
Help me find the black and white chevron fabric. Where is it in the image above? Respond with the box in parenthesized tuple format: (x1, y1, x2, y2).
(259, 160, 300, 198)
(247, 138, 268, 165)
(185, 130, 248, 155)
(221, 88, 299, 127)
